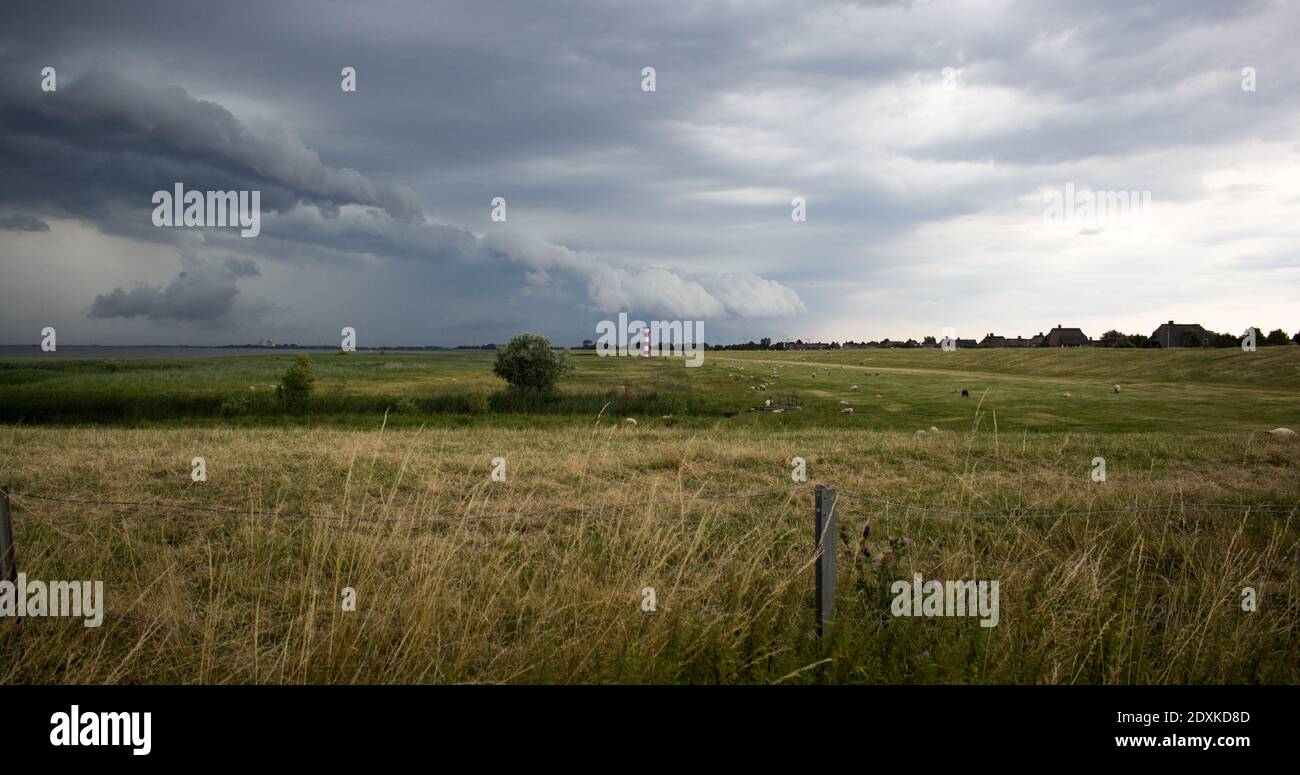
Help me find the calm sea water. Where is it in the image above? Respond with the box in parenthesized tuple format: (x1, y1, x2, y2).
(0, 346, 464, 360)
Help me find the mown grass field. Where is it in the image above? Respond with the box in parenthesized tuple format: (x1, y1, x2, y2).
(0, 347, 1297, 683)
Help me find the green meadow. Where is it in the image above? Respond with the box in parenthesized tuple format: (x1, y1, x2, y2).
(1, 346, 1296, 433)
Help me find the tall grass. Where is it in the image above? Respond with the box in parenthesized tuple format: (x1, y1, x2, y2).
(1, 425, 1295, 684)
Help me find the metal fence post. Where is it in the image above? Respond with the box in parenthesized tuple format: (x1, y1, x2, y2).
(814, 484, 836, 637)
(0, 487, 15, 584)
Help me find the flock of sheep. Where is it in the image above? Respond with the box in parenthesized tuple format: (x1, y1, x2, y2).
(615, 359, 1295, 438)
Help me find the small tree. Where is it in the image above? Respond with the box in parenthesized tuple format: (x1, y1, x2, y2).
(278, 354, 316, 411)
(1265, 328, 1290, 346)
(1212, 331, 1238, 347)
(1096, 329, 1122, 347)
(493, 332, 574, 393)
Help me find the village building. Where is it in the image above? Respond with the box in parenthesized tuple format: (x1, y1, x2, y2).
(981, 333, 1036, 348)
(1040, 325, 1091, 347)
(1148, 321, 1210, 348)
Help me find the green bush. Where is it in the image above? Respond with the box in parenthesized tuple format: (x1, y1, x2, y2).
(467, 389, 491, 414)
(493, 333, 574, 393)
(219, 395, 252, 416)
(277, 355, 316, 411)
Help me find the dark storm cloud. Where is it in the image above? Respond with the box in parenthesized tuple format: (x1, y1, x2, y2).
(0, 64, 421, 224)
(0, 213, 50, 231)
(0, 39, 806, 328)
(1, 0, 1298, 344)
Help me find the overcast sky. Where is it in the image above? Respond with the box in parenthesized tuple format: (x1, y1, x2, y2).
(2, 0, 1298, 346)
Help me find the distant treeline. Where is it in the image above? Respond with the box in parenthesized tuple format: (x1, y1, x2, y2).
(567, 329, 1299, 350)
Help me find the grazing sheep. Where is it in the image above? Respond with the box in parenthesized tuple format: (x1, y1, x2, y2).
(850, 385, 859, 391)
(840, 407, 854, 415)
(838, 400, 850, 405)
(1063, 392, 1072, 398)
(623, 418, 637, 426)
(928, 426, 940, 433)
(1268, 427, 1296, 437)
(1113, 384, 1122, 393)
(764, 399, 771, 407)
(772, 408, 785, 414)
(874, 394, 883, 399)
(961, 389, 969, 397)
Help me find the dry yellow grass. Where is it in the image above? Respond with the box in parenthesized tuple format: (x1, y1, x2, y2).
(1, 422, 1296, 683)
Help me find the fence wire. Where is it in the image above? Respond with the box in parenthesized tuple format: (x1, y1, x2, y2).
(5, 483, 812, 525)
(836, 491, 1300, 519)
(3, 483, 1292, 648)
(6, 484, 1297, 527)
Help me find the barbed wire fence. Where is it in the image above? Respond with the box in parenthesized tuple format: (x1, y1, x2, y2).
(0, 481, 1295, 651)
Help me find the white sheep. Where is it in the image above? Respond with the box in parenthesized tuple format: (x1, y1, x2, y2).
(840, 407, 854, 415)
(623, 417, 638, 426)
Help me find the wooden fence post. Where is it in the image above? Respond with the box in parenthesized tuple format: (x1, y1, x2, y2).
(814, 484, 836, 637)
(0, 487, 15, 584)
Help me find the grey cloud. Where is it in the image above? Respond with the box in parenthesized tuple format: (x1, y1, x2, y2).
(221, 257, 261, 277)
(88, 259, 265, 324)
(477, 230, 805, 319)
(0, 64, 421, 227)
(0, 213, 49, 231)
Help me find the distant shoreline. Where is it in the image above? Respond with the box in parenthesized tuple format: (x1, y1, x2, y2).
(0, 345, 479, 359)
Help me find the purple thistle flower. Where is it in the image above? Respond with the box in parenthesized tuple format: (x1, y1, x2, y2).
(862, 524, 871, 539)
